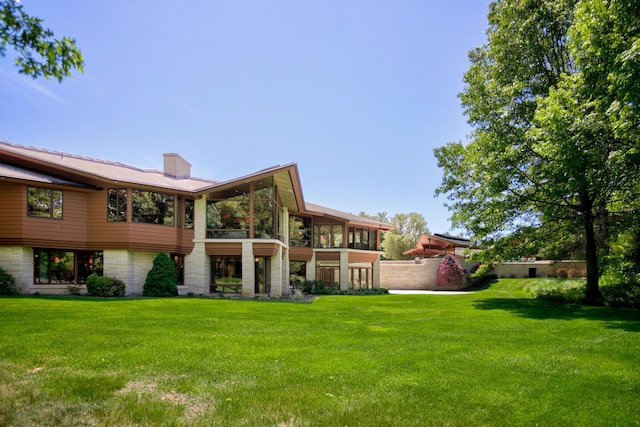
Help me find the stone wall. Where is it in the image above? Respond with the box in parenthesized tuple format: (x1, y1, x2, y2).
(380, 258, 477, 290)
(380, 258, 587, 290)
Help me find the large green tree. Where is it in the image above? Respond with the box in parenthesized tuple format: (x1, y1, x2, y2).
(1, 0, 83, 81)
(434, 0, 640, 304)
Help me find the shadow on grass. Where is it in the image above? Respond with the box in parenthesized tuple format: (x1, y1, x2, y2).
(473, 298, 640, 332)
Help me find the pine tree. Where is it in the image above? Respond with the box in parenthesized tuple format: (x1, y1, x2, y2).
(143, 253, 178, 297)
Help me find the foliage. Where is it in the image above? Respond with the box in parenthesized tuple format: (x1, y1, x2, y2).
(86, 273, 126, 297)
(435, 255, 465, 288)
(471, 262, 495, 278)
(528, 279, 586, 304)
(0, 0, 84, 81)
(0, 266, 18, 295)
(361, 211, 428, 259)
(434, 0, 640, 305)
(143, 253, 178, 297)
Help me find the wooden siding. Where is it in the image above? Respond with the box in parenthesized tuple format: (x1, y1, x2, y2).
(205, 242, 242, 256)
(348, 251, 378, 263)
(314, 251, 340, 261)
(289, 246, 313, 261)
(1, 183, 195, 253)
(253, 242, 279, 257)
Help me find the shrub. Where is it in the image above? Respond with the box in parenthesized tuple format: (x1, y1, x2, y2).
(471, 262, 495, 278)
(556, 268, 568, 278)
(86, 273, 126, 297)
(295, 279, 325, 294)
(143, 253, 178, 297)
(436, 255, 465, 288)
(528, 279, 585, 303)
(0, 267, 18, 295)
(568, 268, 581, 278)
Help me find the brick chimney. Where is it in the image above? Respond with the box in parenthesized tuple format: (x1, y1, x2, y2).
(163, 153, 191, 179)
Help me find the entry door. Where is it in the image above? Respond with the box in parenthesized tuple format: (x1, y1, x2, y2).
(254, 257, 271, 294)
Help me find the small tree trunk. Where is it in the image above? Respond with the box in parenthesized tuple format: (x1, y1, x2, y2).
(583, 210, 603, 305)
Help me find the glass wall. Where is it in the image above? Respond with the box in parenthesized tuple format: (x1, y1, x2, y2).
(313, 224, 343, 248)
(289, 261, 306, 285)
(289, 216, 311, 247)
(107, 188, 127, 222)
(210, 256, 242, 292)
(206, 196, 250, 238)
(348, 227, 378, 250)
(206, 178, 280, 239)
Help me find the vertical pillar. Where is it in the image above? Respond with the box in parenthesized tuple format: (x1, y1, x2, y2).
(185, 197, 210, 294)
(242, 241, 255, 297)
(307, 252, 316, 281)
(373, 255, 381, 289)
(339, 250, 349, 291)
(270, 245, 283, 296)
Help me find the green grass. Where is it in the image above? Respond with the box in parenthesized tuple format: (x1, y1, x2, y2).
(1, 279, 639, 426)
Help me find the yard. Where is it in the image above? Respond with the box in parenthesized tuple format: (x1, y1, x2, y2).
(1, 279, 638, 426)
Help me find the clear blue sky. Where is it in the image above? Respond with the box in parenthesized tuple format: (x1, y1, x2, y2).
(1, 0, 489, 234)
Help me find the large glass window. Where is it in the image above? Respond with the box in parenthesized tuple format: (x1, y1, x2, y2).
(132, 190, 174, 225)
(313, 224, 343, 248)
(207, 196, 250, 238)
(107, 188, 127, 222)
(289, 216, 311, 247)
(254, 186, 275, 238)
(289, 261, 306, 285)
(34, 249, 103, 284)
(184, 199, 194, 229)
(27, 187, 63, 219)
(349, 227, 377, 250)
(210, 256, 242, 293)
(206, 179, 280, 239)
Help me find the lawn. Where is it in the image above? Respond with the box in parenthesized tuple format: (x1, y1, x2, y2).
(1, 279, 638, 426)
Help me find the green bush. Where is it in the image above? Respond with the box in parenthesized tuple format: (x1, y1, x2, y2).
(0, 267, 18, 295)
(86, 273, 126, 297)
(143, 253, 178, 297)
(528, 279, 586, 303)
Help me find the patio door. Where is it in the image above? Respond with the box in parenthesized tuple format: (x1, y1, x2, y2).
(254, 257, 271, 294)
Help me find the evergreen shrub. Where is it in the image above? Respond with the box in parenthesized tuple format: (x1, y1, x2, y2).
(0, 267, 18, 295)
(143, 253, 178, 297)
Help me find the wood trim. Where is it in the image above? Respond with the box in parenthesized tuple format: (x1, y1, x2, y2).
(205, 242, 242, 256)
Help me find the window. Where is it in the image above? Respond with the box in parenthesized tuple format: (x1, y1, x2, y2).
(254, 186, 276, 239)
(184, 199, 194, 229)
(132, 190, 174, 225)
(348, 227, 376, 250)
(34, 249, 103, 284)
(289, 216, 311, 247)
(210, 256, 242, 293)
(290, 261, 306, 284)
(107, 188, 127, 222)
(314, 224, 343, 248)
(27, 187, 62, 219)
(207, 196, 250, 238)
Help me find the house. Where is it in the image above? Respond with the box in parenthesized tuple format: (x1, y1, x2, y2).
(403, 233, 474, 259)
(0, 141, 394, 297)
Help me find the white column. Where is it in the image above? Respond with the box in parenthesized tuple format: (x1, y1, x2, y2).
(242, 241, 255, 297)
(339, 250, 349, 291)
(373, 255, 381, 289)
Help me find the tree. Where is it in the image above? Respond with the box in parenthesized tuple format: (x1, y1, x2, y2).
(436, 255, 465, 288)
(1, 0, 83, 81)
(434, 0, 640, 304)
(381, 212, 429, 259)
(143, 253, 178, 297)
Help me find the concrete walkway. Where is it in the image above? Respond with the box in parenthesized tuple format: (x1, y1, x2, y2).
(389, 289, 474, 295)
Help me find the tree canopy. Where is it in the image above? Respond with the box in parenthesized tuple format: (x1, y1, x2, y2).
(0, 0, 83, 81)
(360, 211, 429, 259)
(434, 0, 640, 304)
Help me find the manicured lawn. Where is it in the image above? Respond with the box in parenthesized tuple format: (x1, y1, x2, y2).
(1, 279, 638, 426)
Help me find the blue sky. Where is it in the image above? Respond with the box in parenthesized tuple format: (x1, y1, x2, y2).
(1, 1, 489, 234)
